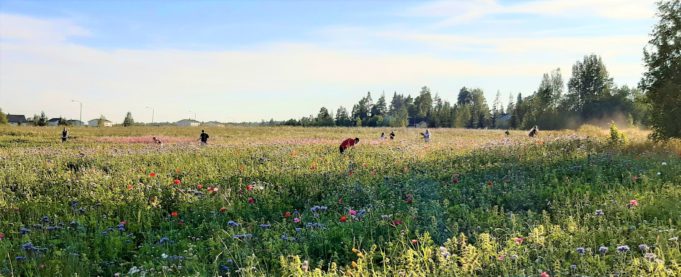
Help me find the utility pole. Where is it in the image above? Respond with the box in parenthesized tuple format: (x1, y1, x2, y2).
(145, 106, 155, 124)
(71, 100, 82, 125)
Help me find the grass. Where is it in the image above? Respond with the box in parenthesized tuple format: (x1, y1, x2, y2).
(0, 125, 679, 276)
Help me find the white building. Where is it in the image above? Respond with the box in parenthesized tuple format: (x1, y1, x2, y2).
(176, 119, 200, 127)
(88, 118, 113, 127)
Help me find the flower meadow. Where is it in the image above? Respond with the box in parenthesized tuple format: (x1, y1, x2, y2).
(0, 126, 680, 276)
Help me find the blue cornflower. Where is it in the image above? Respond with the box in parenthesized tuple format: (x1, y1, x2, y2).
(295, 227, 302, 233)
(19, 227, 30, 235)
(70, 201, 79, 208)
(259, 224, 271, 229)
(576, 247, 586, 255)
(159, 237, 170, 244)
(219, 265, 230, 272)
(22, 242, 36, 251)
(227, 220, 240, 227)
(617, 245, 630, 253)
(595, 210, 604, 216)
(117, 223, 125, 231)
(599, 246, 608, 255)
(41, 216, 50, 223)
(15, 256, 26, 261)
(638, 244, 649, 252)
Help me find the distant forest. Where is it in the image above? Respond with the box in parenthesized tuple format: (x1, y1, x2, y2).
(276, 54, 649, 130)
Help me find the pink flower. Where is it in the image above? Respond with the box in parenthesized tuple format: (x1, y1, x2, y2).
(541, 272, 550, 277)
(349, 209, 357, 216)
(514, 237, 524, 245)
(497, 255, 505, 261)
(0, 232, 5, 240)
(629, 199, 639, 207)
(173, 179, 181, 185)
(294, 217, 301, 223)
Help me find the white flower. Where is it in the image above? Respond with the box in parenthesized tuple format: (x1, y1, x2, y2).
(662, 162, 667, 166)
(161, 253, 168, 259)
(657, 172, 661, 175)
(128, 266, 141, 275)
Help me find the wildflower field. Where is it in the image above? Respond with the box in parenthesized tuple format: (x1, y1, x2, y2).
(0, 126, 679, 276)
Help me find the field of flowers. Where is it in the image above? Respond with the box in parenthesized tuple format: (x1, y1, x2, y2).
(0, 126, 679, 276)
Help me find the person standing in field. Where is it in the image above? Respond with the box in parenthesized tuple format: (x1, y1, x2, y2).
(421, 129, 431, 142)
(339, 138, 359, 154)
(61, 127, 69, 143)
(199, 130, 210, 145)
(380, 132, 385, 140)
(528, 126, 539, 137)
(389, 131, 395, 140)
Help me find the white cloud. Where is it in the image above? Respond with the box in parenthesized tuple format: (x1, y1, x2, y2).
(0, 12, 649, 122)
(410, 0, 656, 26)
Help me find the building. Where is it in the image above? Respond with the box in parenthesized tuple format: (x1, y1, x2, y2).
(202, 121, 225, 127)
(7, 114, 27, 126)
(67, 120, 84, 126)
(47, 118, 62, 126)
(176, 119, 201, 127)
(88, 118, 113, 127)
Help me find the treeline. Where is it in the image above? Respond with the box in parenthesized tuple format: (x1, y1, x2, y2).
(281, 54, 649, 130)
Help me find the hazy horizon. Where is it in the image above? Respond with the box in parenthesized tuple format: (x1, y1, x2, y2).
(0, 0, 656, 123)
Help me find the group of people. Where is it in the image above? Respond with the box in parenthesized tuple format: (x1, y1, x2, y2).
(339, 129, 432, 154)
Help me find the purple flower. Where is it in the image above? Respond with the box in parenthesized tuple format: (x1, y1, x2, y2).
(41, 216, 50, 223)
(219, 265, 230, 272)
(227, 220, 239, 227)
(576, 247, 586, 255)
(617, 245, 630, 253)
(599, 246, 608, 255)
(638, 244, 649, 252)
(117, 223, 125, 231)
(159, 237, 170, 244)
(644, 253, 656, 261)
(22, 242, 37, 251)
(19, 227, 30, 235)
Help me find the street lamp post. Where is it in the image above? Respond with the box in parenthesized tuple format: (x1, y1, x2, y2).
(145, 106, 155, 125)
(71, 100, 82, 125)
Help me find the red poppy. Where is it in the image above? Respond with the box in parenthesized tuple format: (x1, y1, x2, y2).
(173, 179, 181, 185)
(392, 220, 402, 226)
(541, 272, 550, 277)
(149, 172, 156, 177)
(348, 170, 354, 176)
(248, 197, 255, 204)
(219, 207, 227, 213)
(411, 239, 418, 245)
(246, 184, 254, 191)
(197, 184, 203, 190)
(452, 177, 459, 184)
(283, 211, 292, 218)
(127, 184, 133, 190)
(0, 232, 5, 240)
(171, 211, 178, 217)
(340, 215, 348, 222)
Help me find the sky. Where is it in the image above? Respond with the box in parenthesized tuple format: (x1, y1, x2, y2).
(0, 0, 657, 123)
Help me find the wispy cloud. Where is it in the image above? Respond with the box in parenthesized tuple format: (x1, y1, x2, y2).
(410, 0, 656, 26)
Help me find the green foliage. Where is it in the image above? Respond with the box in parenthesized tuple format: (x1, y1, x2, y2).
(0, 108, 7, 125)
(609, 122, 627, 145)
(0, 126, 679, 275)
(34, 111, 48, 126)
(123, 112, 135, 127)
(640, 0, 681, 139)
(97, 115, 106, 127)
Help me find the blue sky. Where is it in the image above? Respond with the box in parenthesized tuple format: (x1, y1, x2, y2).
(0, 0, 656, 123)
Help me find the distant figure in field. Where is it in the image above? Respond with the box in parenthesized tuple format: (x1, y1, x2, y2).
(420, 129, 431, 143)
(61, 128, 69, 143)
(152, 137, 163, 145)
(199, 130, 210, 145)
(339, 138, 359, 154)
(528, 126, 539, 138)
(389, 131, 395, 140)
(505, 130, 510, 136)
(380, 132, 386, 140)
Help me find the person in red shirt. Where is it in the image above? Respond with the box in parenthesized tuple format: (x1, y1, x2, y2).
(339, 138, 360, 154)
